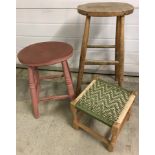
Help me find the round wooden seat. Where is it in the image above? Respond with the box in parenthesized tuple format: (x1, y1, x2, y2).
(18, 41, 73, 66)
(78, 2, 134, 17)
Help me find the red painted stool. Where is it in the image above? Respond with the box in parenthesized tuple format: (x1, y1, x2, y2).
(17, 41, 75, 118)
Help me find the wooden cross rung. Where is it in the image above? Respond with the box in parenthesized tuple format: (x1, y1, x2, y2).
(85, 60, 119, 65)
(78, 122, 110, 145)
(40, 95, 69, 102)
(87, 45, 115, 48)
(39, 74, 64, 80)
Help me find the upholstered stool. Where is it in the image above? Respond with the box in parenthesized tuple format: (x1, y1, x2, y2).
(76, 2, 134, 95)
(18, 41, 75, 118)
(71, 78, 136, 151)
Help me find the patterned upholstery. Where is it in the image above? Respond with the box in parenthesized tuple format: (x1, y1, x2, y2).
(76, 79, 132, 127)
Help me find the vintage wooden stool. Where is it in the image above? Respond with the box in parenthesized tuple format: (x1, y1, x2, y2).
(76, 2, 134, 95)
(71, 78, 136, 151)
(18, 41, 75, 118)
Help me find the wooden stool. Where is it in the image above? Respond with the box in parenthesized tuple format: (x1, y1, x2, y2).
(76, 2, 134, 95)
(17, 41, 75, 118)
(71, 78, 136, 151)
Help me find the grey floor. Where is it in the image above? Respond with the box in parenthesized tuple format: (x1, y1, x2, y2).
(16, 68, 139, 155)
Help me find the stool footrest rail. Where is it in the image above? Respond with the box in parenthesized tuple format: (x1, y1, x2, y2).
(85, 60, 119, 65)
(87, 45, 115, 48)
(40, 95, 69, 102)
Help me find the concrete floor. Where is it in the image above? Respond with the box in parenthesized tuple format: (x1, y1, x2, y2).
(16, 68, 139, 155)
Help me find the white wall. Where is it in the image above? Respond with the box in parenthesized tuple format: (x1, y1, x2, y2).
(16, 0, 139, 74)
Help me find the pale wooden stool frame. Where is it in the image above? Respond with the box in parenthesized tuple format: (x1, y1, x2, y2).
(76, 2, 134, 95)
(71, 79, 136, 152)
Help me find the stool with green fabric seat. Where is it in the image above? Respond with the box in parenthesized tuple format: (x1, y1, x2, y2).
(71, 78, 136, 151)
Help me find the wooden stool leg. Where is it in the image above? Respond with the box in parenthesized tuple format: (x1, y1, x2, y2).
(70, 105, 79, 129)
(126, 108, 132, 121)
(76, 16, 91, 96)
(118, 16, 125, 86)
(28, 67, 40, 118)
(62, 61, 75, 100)
(34, 68, 40, 99)
(108, 124, 120, 152)
(115, 16, 121, 81)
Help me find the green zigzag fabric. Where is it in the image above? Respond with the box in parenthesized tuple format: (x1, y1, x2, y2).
(76, 79, 132, 127)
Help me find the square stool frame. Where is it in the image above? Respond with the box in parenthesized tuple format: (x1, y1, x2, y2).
(71, 79, 136, 151)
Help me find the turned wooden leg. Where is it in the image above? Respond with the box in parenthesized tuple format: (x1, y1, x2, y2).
(62, 61, 75, 100)
(33, 67, 40, 99)
(117, 16, 125, 86)
(28, 66, 40, 118)
(76, 16, 91, 96)
(70, 104, 79, 129)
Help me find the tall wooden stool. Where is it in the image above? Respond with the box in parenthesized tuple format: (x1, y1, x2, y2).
(76, 2, 134, 95)
(71, 78, 136, 151)
(17, 41, 75, 118)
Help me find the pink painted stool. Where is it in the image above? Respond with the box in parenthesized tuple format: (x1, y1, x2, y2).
(17, 41, 75, 118)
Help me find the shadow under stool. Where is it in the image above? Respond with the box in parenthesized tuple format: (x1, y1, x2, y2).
(76, 2, 134, 95)
(17, 41, 75, 118)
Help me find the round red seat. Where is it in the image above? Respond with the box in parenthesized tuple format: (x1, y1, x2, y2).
(18, 41, 73, 66)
